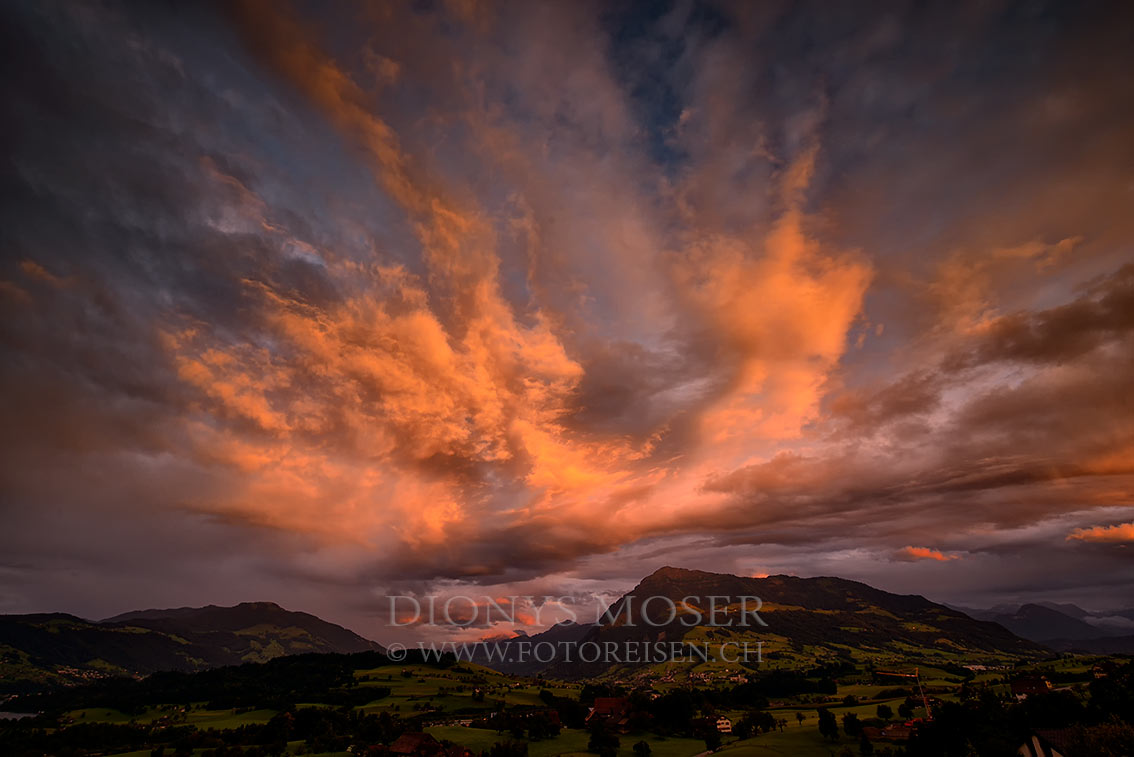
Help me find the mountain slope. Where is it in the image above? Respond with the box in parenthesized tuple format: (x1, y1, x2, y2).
(1033, 601, 1092, 619)
(950, 601, 1134, 644)
(526, 566, 1046, 677)
(0, 602, 381, 694)
(612, 566, 1044, 651)
(986, 603, 1109, 642)
(101, 601, 381, 659)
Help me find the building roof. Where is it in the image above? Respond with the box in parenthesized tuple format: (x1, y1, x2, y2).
(591, 697, 629, 714)
(883, 724, 912, 741)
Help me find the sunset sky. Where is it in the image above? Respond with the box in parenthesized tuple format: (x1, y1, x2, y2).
(2, 0, 1132, 641)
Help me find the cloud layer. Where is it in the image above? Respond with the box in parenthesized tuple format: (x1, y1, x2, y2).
(2, 0, 1132, 636)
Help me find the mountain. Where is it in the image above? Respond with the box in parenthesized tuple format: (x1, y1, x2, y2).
(101, 601, 382, 656)
(987, 603, 1108, 642)
(468, 620, 594, 674)
(1033, 601, 1092, 619)
(950, 601, 1134, 645)
(482, 567, 1046, 677)
(0, 602, 382, 694)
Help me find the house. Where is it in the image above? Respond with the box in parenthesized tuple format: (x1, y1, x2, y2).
(1011, 676, 1052, 701)
(1092, 660, 1118, 679)
(586, 697, 631, 732)
(883, 724, 912, 741)
(389, 732, 445, 757)
(716, 716, 732, 734)
(861, 726, 885, 742)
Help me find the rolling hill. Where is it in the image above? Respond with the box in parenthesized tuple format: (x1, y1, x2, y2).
(0, 602, 382, 694)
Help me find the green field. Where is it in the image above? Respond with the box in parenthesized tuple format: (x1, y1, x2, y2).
(426, 726, 708, 757)
(424, 724, 868, 757)
(45, 651, 1134, 757)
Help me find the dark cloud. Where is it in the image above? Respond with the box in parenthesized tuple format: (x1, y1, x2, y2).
(1, 0, 1133, 637)
(955, 263, 1134, 368)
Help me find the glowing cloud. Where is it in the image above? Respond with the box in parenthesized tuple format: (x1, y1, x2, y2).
(3, 0, 1134, 621)
(1067, 523, 1134, 544)
(895, 547, 960, 563)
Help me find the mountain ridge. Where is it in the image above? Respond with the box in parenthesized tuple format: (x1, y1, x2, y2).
(1, 569, 1054, 690)
(478, 566, 1047, 677)
(0, 601, 382, 695)
(101, 600, 290, 623)
(948, 599, 1134, 648)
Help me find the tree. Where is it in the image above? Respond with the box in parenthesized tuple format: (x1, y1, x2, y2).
(897, 701, 913, 720)
(859, 734, 874, 755)
(817, 708, 839, 741)
(875, 704, 892, 721)
(1065, 718, 1134, 757)
(842, 712, 862, 738)
(526, 713, 560, 741)
(587, 722, 620, 757)
(488, 742, 527, 757)
(734, 710, 775, 738)
(703, 730, 722, 752)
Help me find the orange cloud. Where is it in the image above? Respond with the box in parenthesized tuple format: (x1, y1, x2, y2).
(5, 0, 1134, 611)
(895, 546, 960, 562)
(1067, 522, 1134, 544)
(111, 0, 896, 583)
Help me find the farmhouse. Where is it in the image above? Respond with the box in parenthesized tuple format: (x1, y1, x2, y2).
(585, 696, 631, 732)
(1011, 676, 1053, 701)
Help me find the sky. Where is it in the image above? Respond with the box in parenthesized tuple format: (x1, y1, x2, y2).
(1, 0, 1133, 643)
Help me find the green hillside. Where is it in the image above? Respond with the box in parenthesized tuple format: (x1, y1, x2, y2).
(0, 603, 382, 694)
(500, 568, 1047, 682)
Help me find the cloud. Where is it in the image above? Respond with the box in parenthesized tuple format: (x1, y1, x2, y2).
(1067, 523, 1134, 544)
(895, 547, 960, 563)
(2, 0, 1134, 631)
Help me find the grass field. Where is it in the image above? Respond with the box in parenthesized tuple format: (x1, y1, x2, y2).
(716, 731, 851, 757)
(426, 726, 709, 757)
(108, 742, 352, 757)
(70, 705, 282, 729)
(77, 653, 1128, 757)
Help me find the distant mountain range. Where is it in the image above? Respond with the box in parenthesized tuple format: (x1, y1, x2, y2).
(947, 600, 1134, 654)
(475, 566, 1046, 676)
(0, 602, 382, 694)
(8, 570, 1103, 693)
